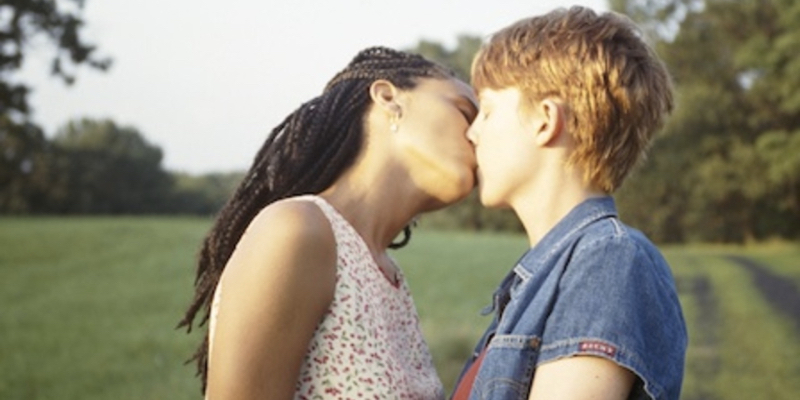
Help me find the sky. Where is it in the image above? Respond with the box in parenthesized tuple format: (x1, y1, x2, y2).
(19, 0, 608, 174)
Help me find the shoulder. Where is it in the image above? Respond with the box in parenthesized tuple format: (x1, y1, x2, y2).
(541, 221, 686, 400)
(562, 218, 679, 309)
(227, 197, 337, 285)
(248, 197, 334, 241)
(236, 196, 337, 262)
(572, 218, 664, 271)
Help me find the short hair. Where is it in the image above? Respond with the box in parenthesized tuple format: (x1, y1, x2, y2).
(472, 6, 673, 192)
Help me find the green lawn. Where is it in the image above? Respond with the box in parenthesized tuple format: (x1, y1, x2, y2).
(1, 217, 799, 399)
(0, 217, 204, 400)
(662, 245, 800, 400)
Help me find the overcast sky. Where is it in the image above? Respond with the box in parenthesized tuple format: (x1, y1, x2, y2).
(19, 0, 607, 174)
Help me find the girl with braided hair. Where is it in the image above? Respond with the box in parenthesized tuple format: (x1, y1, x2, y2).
(177, 46, 478, 399)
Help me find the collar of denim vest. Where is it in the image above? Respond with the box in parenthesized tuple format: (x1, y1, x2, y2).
(513, 195, 618, 279)
(481, 196, 618, 317)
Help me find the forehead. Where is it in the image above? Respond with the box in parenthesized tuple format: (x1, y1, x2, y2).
(478, 87, 523, 104)
(414, 77, 477, 105)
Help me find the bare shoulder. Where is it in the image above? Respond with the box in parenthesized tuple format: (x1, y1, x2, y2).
(226, 197, 337, 286)
(207, 197, 337, 398)
(246, 197, 335, 246)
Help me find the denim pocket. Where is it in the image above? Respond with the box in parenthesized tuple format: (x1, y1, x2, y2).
(473, 334, 541, 400)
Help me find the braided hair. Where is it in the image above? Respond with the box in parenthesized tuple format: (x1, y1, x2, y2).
(176, 46, 453, 392)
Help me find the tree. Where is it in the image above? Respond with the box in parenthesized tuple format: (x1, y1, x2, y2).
(170, 171, 245, 215)
(1, 0, 110, 117)
(412, 35, 483, 82)
(613, 0, 800, 242)
(1, 1, 110, 213)
(51, 119, 173, 213)
(0, 115, 57, 212)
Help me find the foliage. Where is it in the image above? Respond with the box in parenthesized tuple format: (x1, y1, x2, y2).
(0, 0, 110, 117)
(49, 119, 174, 213)
(0, 1, 121, 213)
(171, 171, 245, 216)
(0, 117, 240, 215)
(613, 0, 800, 242)
(4, 1, 799, 241)
(0, 116, 51, 211)
(409, 1, 800, 242)
(409, 2, 800, 241)
(410, 35, 483, 82)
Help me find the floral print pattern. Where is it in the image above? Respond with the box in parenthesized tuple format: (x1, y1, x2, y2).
(208, 195, 443, 400)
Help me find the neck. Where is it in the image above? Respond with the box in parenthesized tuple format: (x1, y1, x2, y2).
(510, 168, 606, 248)
(319, 160, 423, 254)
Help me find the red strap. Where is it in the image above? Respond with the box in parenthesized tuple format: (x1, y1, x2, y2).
(451, 348, 487, 400)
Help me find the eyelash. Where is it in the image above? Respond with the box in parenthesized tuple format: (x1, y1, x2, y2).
(458, 108, 475, 124)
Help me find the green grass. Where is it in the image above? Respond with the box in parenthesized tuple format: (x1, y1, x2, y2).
(707, 256, 800, 398)
(0, 217, 207, 400)
(736, 242, 800, 284)
(2, 218, 799, 399)
(394, 230, 528, 391)
(662, 246, 800, 400)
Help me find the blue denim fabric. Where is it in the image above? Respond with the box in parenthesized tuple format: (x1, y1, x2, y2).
(454, 197, 687, 400)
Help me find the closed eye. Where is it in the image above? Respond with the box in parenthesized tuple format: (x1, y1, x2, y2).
(456, 98, 479, 124)
(459, 108, 476, 124)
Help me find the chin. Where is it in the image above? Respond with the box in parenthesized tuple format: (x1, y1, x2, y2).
(418, 168, 476, 210)
(477, 187, 507, 209)
(452, 172, 477, 202)
(428, 190, 469, 211)
(422, 182, 474, 212)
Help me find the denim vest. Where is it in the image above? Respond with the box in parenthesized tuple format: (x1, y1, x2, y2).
(454, 197, 687, 400)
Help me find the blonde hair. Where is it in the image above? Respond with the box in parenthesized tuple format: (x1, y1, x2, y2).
(472, 6, 673, 192)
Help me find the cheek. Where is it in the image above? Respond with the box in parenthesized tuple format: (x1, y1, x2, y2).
(434, 118, 473, 153)
(475, 132, 520, 185)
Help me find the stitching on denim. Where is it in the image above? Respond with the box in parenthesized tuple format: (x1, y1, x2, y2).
(478, 378, 529, 400)
(571, 226, 637, 262)
(544, 202, 616, 256)
(487, 334, 541, 350)
(609, 216, 625, 236)
(513, 263, 532, 281)
(519, 199, 617, 272)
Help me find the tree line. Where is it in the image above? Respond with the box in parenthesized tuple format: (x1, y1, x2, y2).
(1, 117, 242, 215)
(2, 0, 798, 243)
(0, 1, 236, 216)
(610, 0, 800, 243)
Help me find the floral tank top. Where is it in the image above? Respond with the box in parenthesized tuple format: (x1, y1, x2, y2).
(208, 195, 444, 400)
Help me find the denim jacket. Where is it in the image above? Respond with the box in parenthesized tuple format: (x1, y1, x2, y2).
(454, 197, 687, 400)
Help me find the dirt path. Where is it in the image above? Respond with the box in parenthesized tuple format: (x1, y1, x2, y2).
(676, 253, 722, 400)
(725, 255, 800, 331)
(675, 262, 720, 400)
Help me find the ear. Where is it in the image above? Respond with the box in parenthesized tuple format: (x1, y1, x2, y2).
(369, 79, 402, 116)
(531, 98, 565, 146)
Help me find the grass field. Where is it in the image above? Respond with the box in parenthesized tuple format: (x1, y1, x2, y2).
(1, 217, 799, 399)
